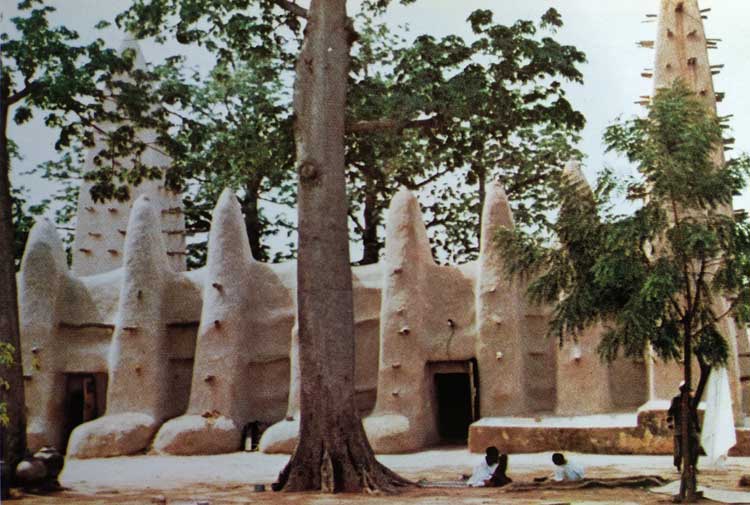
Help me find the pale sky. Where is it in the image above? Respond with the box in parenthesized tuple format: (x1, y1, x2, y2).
(4, 0, 750, 241)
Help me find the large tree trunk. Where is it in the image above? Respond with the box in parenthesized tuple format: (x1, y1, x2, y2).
(274, 0, 408, 493)
(0, 75, 28, 487)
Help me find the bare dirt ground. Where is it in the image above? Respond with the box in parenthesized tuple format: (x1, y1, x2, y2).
(9, 448, 750, 504)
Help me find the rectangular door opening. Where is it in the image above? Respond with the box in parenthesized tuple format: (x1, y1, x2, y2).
(62, 373, 107, 452)
(434, 372, 474, 443)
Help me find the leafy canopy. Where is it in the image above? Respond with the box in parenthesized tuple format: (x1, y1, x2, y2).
(1, 0, 170, 206)
(346, 7, 586, 262)
(23, 2, 586, 266)
(497, 82, 750, 369)
(100, 2, 587, 265)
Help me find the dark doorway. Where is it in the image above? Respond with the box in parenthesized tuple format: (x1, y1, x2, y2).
(434, 372, 473, 442)
(62, 373, 106, 452)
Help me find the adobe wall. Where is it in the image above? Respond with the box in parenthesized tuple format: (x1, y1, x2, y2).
(20, 180, 746, 457)
(20, 189, 386, 458)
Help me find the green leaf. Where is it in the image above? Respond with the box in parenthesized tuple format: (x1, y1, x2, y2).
(13, 106, 33, 124)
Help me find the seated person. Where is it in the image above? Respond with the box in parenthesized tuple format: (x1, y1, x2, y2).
(467, 446, 500, 487)
(487, 453, 513, 487)
(551, 452, 584, 482)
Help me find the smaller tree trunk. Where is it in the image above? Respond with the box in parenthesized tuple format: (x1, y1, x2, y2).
(693, 358, 711, 408)
(242, 179, 266, 261)
(476, 165, 486, 246)
(359, 171, 380, 265)
(679, 321, 698, 502)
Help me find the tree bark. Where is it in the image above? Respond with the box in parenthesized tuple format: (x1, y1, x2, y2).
(476, 165, 486, 246)
(274, 0, 408, 493)
(359, 170, 380, 265)
(0, 63, 28, 486)
(242, 178, 266, 261)
(679, 318, 698, 502)
(693, 358, 710, 408)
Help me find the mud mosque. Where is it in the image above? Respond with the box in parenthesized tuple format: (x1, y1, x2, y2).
(18, 0, 750, 458)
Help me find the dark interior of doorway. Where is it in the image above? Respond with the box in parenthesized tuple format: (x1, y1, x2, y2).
(62, 373, 106, 453)
(434, 372, 474, 443)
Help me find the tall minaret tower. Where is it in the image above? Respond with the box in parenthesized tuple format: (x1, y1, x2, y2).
(651, 0, 726, 168)
(644, 1, 748, 420)
(71, 39, 186, 276)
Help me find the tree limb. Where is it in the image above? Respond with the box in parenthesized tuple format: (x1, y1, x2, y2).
(689, 296, 739, 341)
(348, 208, 364, 234)
(271, 0, 308, 19)
(691, 256, 707, 322)
(7, 82, 38, 105)
(258, 195, 295, 207)
(506, 172, 548, 196)
(669, 296, 686, 321)
(347, 115, 441, 134)
(414, 167, 451, 189)
(693, 355, 710, 408)
(426, 216, 449, 229)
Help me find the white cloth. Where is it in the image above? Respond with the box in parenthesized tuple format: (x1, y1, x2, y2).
(467, 460, 498, 487)
(700, 367, 736, 467)
(553, 461, 584, 482)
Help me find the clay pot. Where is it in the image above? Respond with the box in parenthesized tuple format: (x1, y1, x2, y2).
(16, 458, 47, 487)
(33, 447, 64, 481)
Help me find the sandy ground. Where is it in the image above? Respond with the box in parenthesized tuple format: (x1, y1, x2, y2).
(9, 448, 750, 504)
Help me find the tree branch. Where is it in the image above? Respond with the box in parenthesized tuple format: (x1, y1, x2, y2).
(693, 355, 710, 408)
(163, 106, 199, 126)
(506, 172, 548, 196)
(84, 117, 173, 159)
(272, 0, 309, 19)
(426, 216, 449, 229)
(712, 297, 739, 325)
(669, 295, 686, 321)
(258, 195, 295, 207)
(347, 115, 441, 135)
(7, 82, 38, 105)
(691, 256, 707, 321)
(689, 296, 739, 342)
(414, 167, 452, 189)
(348, 208, 364, 234)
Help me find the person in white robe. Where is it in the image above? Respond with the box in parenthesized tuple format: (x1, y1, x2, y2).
(552, 452, 584, 481)
(467, 446, 500, 487)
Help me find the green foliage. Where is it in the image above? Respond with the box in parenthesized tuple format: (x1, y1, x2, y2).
(498, 82, 750, 370)
(347, 7, 585, 262)
(0, 342, 14, 427)
(11, 186, 50, 270)
(1, 0, 157, 200)
(117, 0, 302, 65)
(19, 2, 585, 266)
(2, 2, 156, 269)
(5, 140, 53, 269)
(111, 1, 303, 263)
(150, 57, 296, 262)
(109, 2, 586, 265)
(31, 143, 84, 263)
